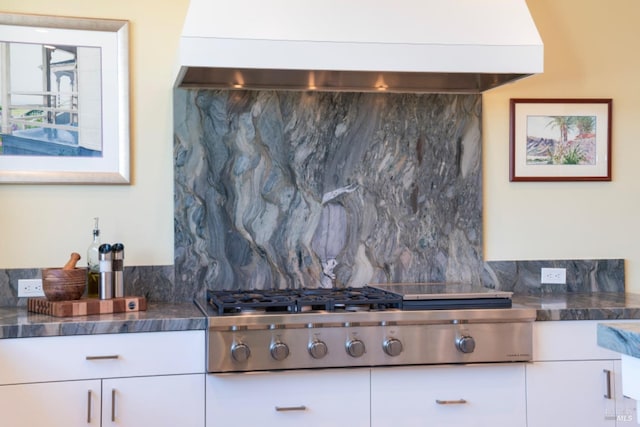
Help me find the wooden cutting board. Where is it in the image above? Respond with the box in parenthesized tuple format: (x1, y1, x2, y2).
(28, 296, 147, 317)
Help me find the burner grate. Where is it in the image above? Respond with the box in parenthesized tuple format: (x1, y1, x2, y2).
(207, 286, 402, 315)
(308, 288, 403, 311)
(207, 290, 297, 315)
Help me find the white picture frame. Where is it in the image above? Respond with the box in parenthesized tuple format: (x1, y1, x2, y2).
(0, 13, 130, 184)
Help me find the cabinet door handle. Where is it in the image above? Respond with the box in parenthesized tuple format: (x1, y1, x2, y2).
(436, 399, 467, 405)
(87, 390, 92, 423)
(86, 355, 119, 360)
(112, 388, 117, 422)
(275, 405, 307, 412)
(603, 369, 612, 399)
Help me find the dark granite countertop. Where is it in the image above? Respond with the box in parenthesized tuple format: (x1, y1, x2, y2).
(597, 323, 640, 358)
(513, 292, 640, 321)
(0, 302, 206, 339)
(1, 292, 640, 339)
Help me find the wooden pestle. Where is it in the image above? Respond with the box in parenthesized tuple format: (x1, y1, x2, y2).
(63, 252, 82, 270)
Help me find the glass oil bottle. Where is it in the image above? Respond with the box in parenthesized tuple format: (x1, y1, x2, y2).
(86, 217, 101, 298)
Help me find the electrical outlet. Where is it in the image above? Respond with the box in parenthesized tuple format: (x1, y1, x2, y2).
(18, 279, 44, 297)
(540, 268, 566, 285)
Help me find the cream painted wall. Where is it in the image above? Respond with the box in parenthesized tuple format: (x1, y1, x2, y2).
(483, 0, 640, 292)
(0, 0, 189, 269)
(2, 0, 639, 293)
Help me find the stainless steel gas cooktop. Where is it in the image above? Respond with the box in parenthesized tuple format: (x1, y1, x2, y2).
(196, 283, 534, 373)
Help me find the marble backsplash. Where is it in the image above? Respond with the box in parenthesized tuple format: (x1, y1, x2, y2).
(174, 90, 484, 292)
(482, 259, 624, 294)
(0, 259, 624, 307)
(0, 266, 175, 307)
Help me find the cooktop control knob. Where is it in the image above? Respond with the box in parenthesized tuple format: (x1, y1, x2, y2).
(270, 341, 290, 361)
(231, 342, 251, 362)
(346, 339, 366, 358)
(383, 338, 403, 357)
(308, 339, 328, 359)
(456, 335, 476, 354)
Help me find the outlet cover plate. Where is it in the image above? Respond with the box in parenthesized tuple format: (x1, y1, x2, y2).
(540, 268, 566, 285)
(18, 279, 44, 297)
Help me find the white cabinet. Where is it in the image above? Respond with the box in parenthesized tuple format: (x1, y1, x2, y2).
(0, 330, 204, 383)
(0, 380, 101, 426)
(206, 368, 370, 427)
(621, 355, 640, 400)
(207, 364, 526, 427)
(615, 360, 637, 424)
(371, 364, 527, 427)
(527, 359, 618, 426)
(0, 375, 205, 427)
(103, 374, 204, 427)
(527, 320, 638, 427)
(0, 331, 205, 427)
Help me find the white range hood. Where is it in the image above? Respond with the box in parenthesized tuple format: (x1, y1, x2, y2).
(175, 0, 543, 93)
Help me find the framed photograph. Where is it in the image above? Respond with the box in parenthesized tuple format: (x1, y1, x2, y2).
(0, 13, 130, 184)
(509, 98, 612, 182)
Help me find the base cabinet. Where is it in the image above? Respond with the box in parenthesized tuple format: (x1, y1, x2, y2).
(0, 331, 205, 427)
(621, 354, 640, 397)
(206, 369, 370, 427)
(614, 360, 638, 425)
(371, 364, 527, 427)
(527, 320, 638, 427)
(103, 374, 204, 427)
(0, 380, 101, 426)
(0, 374, 204, 427)
(527, 360, 618, 426)
(526, 360, 636, 426)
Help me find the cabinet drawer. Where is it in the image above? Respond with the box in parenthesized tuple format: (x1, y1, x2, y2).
(371, 364, 526, 427)
(206, 369, 370, 427)
(533, 321, 640, 361)
(0, 330, 204, 384)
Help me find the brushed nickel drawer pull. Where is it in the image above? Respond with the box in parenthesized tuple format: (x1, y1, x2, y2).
(87, 390, 92, 423)
(112, 388, 117, 422)
(603, 369, 612, 399)
(436, 399, 467, 405)
(275, 405, 307, 412)
(86, 355, 119, 360)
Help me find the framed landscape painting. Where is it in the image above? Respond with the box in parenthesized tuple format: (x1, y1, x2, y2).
(509, 98, 612, 182)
